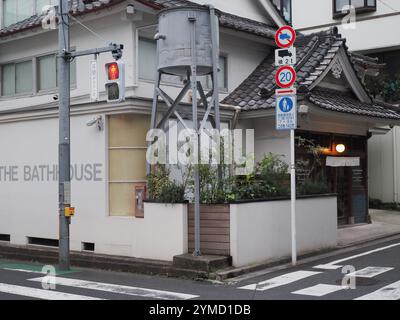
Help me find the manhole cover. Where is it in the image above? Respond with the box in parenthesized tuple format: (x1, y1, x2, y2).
(336, 277, 379, 287)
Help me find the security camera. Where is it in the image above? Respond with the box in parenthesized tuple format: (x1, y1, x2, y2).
(87, 116, 104, 131)
(53, 95, 59, 101)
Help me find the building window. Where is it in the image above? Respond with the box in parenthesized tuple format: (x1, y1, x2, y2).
(2, 0, 56, 27)
(333, 0, 376, 18)
(108, 114, 149, 217)
(272, 0, 292, 25)
(138, 37, 228, 90)
(37, 54, 77, 91)
(1, 60, 33, 96)
(1, 54, 76, 97)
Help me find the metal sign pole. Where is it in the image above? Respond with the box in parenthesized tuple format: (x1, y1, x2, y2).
(290, 128, 297, 266)
(275, 25, 298, 267)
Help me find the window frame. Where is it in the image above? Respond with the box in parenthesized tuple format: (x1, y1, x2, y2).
(332, 0, 377, 19)
(271, 0, 292, 25)
(0, 51, 77, 98)
(0, 58, 34, 98)
(1, 0, 56, 28)
(107, 114, 149, 217)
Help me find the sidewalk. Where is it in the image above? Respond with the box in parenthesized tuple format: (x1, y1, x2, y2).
(338, 209, 400, 247)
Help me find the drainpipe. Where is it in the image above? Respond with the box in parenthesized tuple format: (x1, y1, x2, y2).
(394, 127, 399, 203)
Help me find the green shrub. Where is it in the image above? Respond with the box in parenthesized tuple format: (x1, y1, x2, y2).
(297, 178, 329, 196)
(147, 165, 185, 203)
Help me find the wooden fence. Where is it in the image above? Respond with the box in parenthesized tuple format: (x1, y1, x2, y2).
(188, 204, 230, 256)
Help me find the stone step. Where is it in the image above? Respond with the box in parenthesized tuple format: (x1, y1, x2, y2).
(173, 254, 231, 272)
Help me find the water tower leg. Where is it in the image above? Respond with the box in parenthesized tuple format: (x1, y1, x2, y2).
(189, 14, 201, 257)
(147, 72, 162, 176)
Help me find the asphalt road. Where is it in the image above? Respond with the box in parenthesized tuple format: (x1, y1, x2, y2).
(1, 237, 400, 301)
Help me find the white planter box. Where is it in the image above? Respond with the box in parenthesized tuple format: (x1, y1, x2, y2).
(230, 196, 338, 267)
(141, 202, 188, 261)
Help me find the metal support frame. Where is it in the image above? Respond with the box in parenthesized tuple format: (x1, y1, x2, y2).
(148, 7, 221, 257)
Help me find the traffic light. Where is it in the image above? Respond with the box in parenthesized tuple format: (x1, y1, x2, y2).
(105, 61, 125, 103)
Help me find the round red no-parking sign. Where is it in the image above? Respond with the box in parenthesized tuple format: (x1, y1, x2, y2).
(275, 66, 296, 88)
(275, 26, 296, 48)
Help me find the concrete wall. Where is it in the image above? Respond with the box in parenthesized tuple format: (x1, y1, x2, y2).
(230, 196, 338, 267)
(369, 127, 400, 203)
(292, 0, 400, 52)
(0, 114, 188, 261)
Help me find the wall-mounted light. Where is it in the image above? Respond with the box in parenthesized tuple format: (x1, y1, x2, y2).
(336, 144, 346, 154)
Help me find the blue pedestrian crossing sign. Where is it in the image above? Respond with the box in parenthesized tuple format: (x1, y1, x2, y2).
(276, 95, 297, 130)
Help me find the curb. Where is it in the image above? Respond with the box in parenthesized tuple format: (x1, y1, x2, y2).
(216, 232, 400, 282)
(0, 243, 208, 280)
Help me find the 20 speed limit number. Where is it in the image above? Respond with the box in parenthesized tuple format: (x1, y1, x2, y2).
(275, 66, 296, 89)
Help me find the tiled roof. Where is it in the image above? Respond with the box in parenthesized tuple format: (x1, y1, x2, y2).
(222, 28, 399, 120)
(222, 29, 344, 110)
(0, 0, 276, 40)
(308, 89, 400, 120)
(0, 0, 125, 38)
(136, 0, 276, 38)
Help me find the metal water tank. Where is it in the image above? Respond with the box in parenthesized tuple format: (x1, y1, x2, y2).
(157, 6, 215, 77)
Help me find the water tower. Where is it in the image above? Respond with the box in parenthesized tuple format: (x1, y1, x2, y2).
(149, 6, 221, 256)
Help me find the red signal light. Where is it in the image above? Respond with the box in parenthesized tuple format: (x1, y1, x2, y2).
(108, 63, 119, 80)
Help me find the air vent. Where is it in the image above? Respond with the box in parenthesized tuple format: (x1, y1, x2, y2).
(27, 237, 59, 247)
(82, 242, 95, 252)
(0, 234, 10, 242)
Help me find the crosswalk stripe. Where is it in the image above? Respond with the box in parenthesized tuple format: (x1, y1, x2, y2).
(3, 268, 44, 274)
(355, 280, 400, 300)
(239, 270, 321, 291)
(29, 277, 198, 300)
(314, 243, 400, 270)
(348, 267, 394, 278)
(292, 284, 344, 297)
(0, 283, 104, 300)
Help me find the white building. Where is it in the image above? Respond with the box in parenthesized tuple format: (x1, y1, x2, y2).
(0, 0, 399, 264)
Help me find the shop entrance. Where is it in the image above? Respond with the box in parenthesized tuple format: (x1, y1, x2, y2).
(297, 131, 368, 226)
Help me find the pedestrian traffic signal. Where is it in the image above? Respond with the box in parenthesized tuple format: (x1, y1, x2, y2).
(105, 61, 125, 103)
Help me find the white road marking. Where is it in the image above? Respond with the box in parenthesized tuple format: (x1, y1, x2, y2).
(355, 280, 400, 300)
(0, 283, 103, 300)
(29, 277, 198, 300)
(348, 267, 394, 278)
(3, 268, 44, 274)
(292, 284, 344, 297)
(239, 270, 321, 291)
(314, 243, 400, 270)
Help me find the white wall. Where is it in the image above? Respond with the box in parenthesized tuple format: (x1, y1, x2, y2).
(238, 117, 291, 163)
(0, 114, 188, 261)
(292, 0, 400, 52)
(230, 197, 338, 267)
(369, 127, 400, 203)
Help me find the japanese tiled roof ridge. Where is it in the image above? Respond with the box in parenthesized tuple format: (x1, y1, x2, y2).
(308, 88, 400, 120)
(0, 0, 276, 39)
(221, 28, 345, 110)
(0, 0, 125, 37)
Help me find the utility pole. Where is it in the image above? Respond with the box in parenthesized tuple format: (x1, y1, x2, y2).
(58, 0, 71, 271)
(53, 0, 122, 270)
